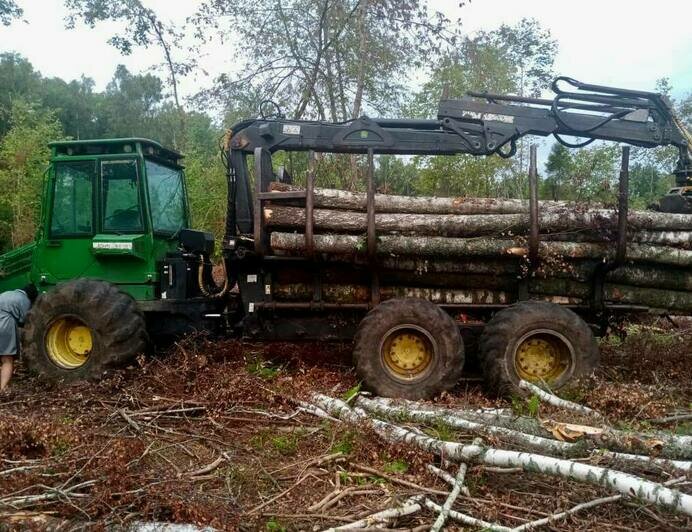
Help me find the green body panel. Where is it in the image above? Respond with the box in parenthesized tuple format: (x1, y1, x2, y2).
(0, 242, 36, 292)
(0, 138, 189, 302)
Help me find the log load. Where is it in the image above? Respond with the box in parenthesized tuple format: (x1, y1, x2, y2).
(261, 185, 692, 313)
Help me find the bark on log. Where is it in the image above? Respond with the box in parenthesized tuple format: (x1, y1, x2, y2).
(355, 396, 574, 455)
(430, 463, 468, 532)
(349, 256, 522, 276)
(369, 397, 692, 460)
(606, 264, 692, 291)
(519, 381, 603, 419)
(273, 283, 513, 305)
(604, 284, 692, 312)
(355, 396, 692, 473)
(264, 205, 692, 237)
(270, 232, 692, 267)
(543, 230, 692, 248)
(270, 182, 575, 214)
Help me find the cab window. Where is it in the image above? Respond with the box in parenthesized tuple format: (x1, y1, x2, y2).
(50, 161, 95, 237)
(145, 160, 187, 235)
(102, 160, 144, 233)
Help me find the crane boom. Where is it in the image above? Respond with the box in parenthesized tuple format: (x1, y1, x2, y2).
(227, 77, 692, 228)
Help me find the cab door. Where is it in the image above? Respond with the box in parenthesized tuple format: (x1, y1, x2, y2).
(35, 159, 97, 284)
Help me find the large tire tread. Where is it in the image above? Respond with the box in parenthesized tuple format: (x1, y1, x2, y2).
(21, 279, 147, 383)
(479, 301, 599, 396)
(354, 298, 464, 400)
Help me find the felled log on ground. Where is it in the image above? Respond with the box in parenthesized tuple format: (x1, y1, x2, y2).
(264, 205, 692, 239)
(310, 394, 692, 516)
(270, 232, 692, 267)
(369, 397, 692, 460)
(354, 396, 692, 473)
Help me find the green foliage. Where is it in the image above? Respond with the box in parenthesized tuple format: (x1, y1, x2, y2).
(383, 459, 408, 474)
(270, 433, 300, 455)
(194, 0, 458, 121)
(265, 518, 287, 532)
(526, 394, 540, 417)
(52, 437, 71, 457)
(408, 18, 557, 198)
(542, 142, 619, 202)
(414, 153, 513, 198)
(0, 0, 22, 26)
(246, 357, 281, 380)
(0, 100, 65, 252)
(331, 430, 357, 455)
(511, 394, 540, 418)
(675, 422, 692, 436)
(424, 420, 455, 441)
(342, 383, 362, 403)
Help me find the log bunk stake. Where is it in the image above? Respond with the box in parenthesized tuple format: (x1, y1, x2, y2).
(366, 148, 380, 306)
(591, 147, 631, 321)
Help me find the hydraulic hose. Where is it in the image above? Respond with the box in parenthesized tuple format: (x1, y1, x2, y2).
(198, 255, 230, 299)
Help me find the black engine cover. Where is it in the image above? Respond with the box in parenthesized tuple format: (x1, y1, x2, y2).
(179, 229, 215, 255)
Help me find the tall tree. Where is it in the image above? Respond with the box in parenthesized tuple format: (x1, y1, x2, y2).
(483, 18, 557, 99)
(0, 54, 42, 136)
(194, 0, 459, 121)
(0, 0, 22, 25)
(544, 143, 573, 200)
(97, 65, 164, 140)
(0, 101, 64, 249)
(64, 0, 192, 146)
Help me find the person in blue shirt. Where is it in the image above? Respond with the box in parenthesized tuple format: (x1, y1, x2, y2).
(0, 284, 38, 391)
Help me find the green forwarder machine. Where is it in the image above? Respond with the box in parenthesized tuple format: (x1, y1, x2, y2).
(0, 78, 690, 398)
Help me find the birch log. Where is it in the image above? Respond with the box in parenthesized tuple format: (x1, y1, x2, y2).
(519, 380, 604, 419)
(424, 499, 514, 532)
(430, 463, 468, 532)
(269, 232, 692, 267)
(604, 284, 692, 311)
(355, 396, 692, 473)
(311, 394, 692, 516)
(270, 182, 573, 214)
(264, 205, 692, 236)
(355, 396, 574, 455)
(322, 496, 423, 531)
(368, 396, 692, 460)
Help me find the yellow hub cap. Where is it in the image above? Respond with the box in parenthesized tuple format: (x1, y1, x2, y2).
(514, 332, 571, 383)
(382, 328, 433, 380)
(46, 318, 93, 369)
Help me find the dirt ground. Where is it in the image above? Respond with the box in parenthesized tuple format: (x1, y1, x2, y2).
(0, 318, 690, 531)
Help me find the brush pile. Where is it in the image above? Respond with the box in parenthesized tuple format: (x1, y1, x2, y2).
(265, 184, 692, 312)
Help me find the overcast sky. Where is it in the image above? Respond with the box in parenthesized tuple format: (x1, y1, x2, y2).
(2, 0, 691, 104)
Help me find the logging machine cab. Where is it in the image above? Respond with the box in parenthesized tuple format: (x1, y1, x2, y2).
(0, 138, 222, 336)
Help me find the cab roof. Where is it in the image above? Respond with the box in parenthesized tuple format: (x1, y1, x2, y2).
(48, 138, 183, 165)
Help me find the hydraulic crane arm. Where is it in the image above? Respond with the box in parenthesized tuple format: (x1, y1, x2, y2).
(449, 77, 691, 187)
(226, 77, 692, 236)
(229, 77, 690, 183)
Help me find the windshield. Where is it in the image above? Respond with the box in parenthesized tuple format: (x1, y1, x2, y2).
(145, 160, 187, 235)
(102, 160, 144, 233)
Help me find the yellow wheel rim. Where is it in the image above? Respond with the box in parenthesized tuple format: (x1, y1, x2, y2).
(381, 326, 434, 381)
(514, 331, 572, 383)
(46, 317, 93, 369)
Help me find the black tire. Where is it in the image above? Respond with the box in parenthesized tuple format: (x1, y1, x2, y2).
(479, 301, 599, 396)
(21, 279, 147, 382)
(353, 298, 464, 400)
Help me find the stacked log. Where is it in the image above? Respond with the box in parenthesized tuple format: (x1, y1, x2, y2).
(263, 184, 692, 313)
